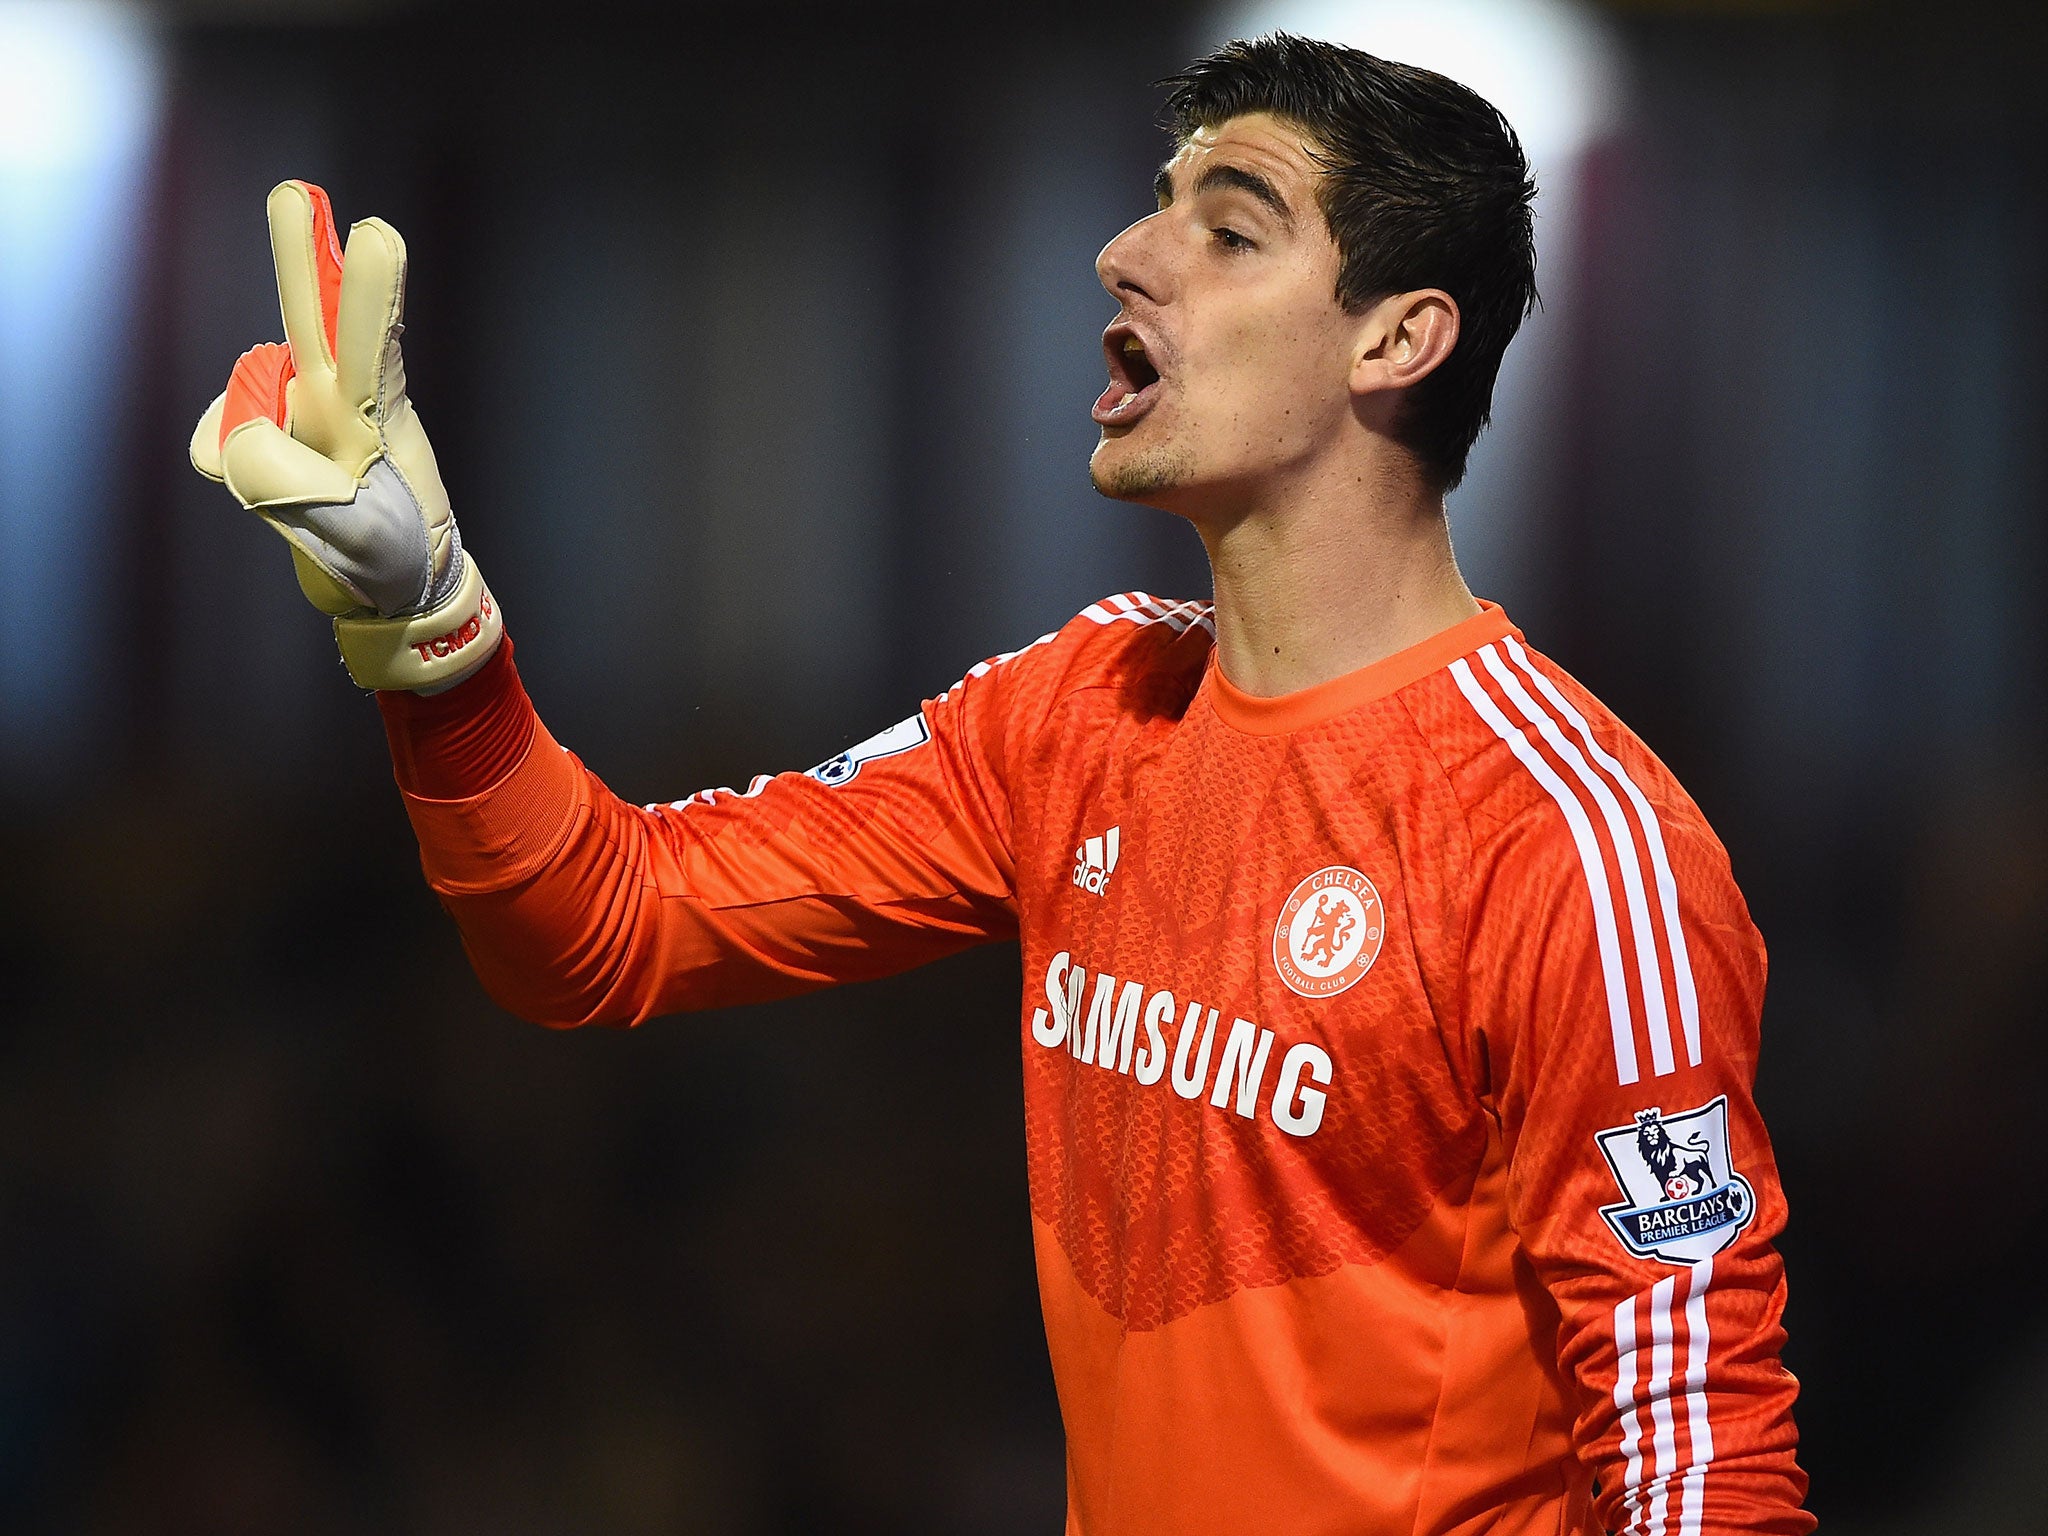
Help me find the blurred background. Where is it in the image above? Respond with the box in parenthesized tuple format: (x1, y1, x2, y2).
(1, 0, 2043, 1529)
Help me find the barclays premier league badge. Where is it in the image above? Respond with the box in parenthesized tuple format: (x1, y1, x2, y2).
(806, 713, 932, 787)
(1595, 1097, 1755, 1265)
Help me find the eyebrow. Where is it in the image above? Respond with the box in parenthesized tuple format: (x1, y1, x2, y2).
(1154, 161, 1297, 230)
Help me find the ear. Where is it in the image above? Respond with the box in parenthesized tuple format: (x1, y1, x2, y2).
(1349, 289, 1460, 399)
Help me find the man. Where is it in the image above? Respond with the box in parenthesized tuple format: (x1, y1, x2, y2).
(191, 33, 1811, 1536)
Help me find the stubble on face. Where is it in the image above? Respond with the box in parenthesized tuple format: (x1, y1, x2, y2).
(1090, 441, 1198, 502)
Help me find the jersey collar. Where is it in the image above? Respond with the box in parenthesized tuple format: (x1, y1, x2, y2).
(1204, 600, 1519, 736)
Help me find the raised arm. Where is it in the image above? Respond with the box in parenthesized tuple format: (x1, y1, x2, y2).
(380, 636, 1023, 1026)
(192, 181, 1023, 1028)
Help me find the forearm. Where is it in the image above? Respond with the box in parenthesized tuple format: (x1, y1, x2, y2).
(377, 639, 1014, 1026)
(378, 637, 675, 1026)
(385, 638, 745, 1036)
(1560, 1259, 1810, 1536)
(195, 180, 1011, 1025)
(380, 636, 537, 802)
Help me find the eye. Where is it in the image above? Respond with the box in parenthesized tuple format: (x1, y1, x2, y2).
(1212, 226, 1254, 252)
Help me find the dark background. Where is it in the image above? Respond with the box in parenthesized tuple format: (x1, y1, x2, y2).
(2, 0, 2044, 1530)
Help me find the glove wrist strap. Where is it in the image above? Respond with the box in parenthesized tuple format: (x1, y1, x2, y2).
(333, 555, 503, 691)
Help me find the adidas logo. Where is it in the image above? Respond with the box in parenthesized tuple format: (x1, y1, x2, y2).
(1071, 825, 1121, 896)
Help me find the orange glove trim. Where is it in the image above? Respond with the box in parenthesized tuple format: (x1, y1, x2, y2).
(219, 340, 293, 451)
(291, 178, 344, 364)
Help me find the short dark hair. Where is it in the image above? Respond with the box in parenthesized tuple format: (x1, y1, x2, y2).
(1161, 33, 1538, 492)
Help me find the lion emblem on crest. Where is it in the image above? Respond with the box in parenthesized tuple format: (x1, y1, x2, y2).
(1596, 1097, 1754, 1264)
(1633, 1108, 1717, 1202)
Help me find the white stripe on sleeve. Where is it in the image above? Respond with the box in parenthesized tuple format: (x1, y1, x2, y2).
(1085, 591, 1205, 635)
(1614, 1293, 1648, 1535)
(1646, 1274, 1680, 1536)
(1451, 656, 1641, 1085)
(1503, 636, 1703, 1067)
(1678, 1258, 1718, 1536)
(1479, 644, 1676, 1077)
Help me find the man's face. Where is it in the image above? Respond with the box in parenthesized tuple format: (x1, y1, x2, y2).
(1089, 112, 1358, 514)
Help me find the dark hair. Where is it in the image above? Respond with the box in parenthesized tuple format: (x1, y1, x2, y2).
(1162, 33, 1538, 492)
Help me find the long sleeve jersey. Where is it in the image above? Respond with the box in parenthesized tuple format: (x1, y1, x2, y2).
(380, 596, 1811, 1536)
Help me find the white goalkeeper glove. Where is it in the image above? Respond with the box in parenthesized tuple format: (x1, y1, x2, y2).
(190, 179, 502, 691)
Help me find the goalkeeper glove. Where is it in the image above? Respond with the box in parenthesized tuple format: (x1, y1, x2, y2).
(189, 179, 501, 691)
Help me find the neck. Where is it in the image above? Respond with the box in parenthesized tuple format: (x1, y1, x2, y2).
(1192, 453, 1478, 698)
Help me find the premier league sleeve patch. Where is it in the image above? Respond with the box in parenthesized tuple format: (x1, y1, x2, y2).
(1594, 1097, 1756, 1265)
(806, 713, 932, 786)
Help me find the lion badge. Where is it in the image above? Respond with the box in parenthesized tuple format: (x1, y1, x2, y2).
(1272, 866, 1386, 999)
(1594, 1097, 1755, 1265)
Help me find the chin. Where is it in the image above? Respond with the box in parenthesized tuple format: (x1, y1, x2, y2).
(1090, 438, 1199, 505)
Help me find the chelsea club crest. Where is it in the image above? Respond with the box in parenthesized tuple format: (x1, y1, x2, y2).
(1594, 1097, 1756, 1265)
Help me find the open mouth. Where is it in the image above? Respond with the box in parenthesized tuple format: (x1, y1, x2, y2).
(1093, 325, 1163, 426)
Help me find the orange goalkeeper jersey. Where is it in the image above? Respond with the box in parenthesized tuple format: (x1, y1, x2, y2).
(381, 596, 1810, 1536)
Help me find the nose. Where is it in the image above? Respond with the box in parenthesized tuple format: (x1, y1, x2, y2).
(1096, 211, 1164, 306)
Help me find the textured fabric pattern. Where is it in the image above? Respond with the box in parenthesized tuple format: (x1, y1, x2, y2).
(387, 596, 1811, 1536)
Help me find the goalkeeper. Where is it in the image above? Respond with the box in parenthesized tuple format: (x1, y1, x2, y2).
(192, 36, 1812, 1536)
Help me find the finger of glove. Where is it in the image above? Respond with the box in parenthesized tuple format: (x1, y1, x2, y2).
(221, 415, 359, 509)
(190, 338, 293, 483)
(336, 216, 407, 414)
(267, 180, 344, 378)
(190, 392, 227, 481)
(219, 341, 295, 449)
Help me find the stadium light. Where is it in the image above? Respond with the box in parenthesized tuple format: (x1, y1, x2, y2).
(1207, 0, 1622, 170)
(0, 1, 163, 771)
(0, 0, 158, 172)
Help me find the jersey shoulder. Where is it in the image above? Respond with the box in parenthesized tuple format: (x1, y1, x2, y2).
(950, 590, 1214, 728)
(1400, 629, 1741, 907)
